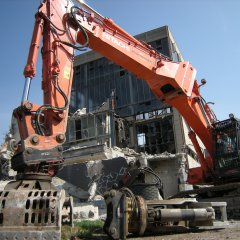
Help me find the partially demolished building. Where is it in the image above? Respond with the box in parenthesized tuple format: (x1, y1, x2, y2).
(58, 26, 200, 199)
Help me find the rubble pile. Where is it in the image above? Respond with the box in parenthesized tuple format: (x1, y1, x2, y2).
(53, 177, 107, 221)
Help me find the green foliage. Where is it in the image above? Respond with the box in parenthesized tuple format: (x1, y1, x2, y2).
(61, 220, 104, 240)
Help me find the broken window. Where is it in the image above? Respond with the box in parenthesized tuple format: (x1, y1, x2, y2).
(119, 70, 125, 76)
(136, 115, 176, 154)
(66, 119, 76, 143)
(137, 133, 146, 147)
(96, 114, 107, 136)
(148, 38, 170, 57)
(75, 119, 82, 140)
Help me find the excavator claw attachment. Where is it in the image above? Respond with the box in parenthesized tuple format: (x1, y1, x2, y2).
(0, 188, 72, 240)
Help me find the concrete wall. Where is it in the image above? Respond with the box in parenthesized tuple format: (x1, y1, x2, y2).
(148, 154, 192, 198)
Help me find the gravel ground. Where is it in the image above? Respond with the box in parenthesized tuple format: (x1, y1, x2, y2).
(78, 222, 240, 240)
(130, 227, 240, 240)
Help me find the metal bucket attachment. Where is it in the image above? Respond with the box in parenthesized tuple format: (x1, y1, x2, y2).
(0, 189, 66, 240)
(62, 196, 74, 227)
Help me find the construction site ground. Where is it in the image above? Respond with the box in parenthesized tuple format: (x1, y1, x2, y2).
(63, 221, 240, 240)
(130, 226, 240, 240)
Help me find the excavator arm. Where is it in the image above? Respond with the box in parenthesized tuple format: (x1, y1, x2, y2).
(73, 3, 216, 179)
(12, 1, 82, 174)
(0, 1, 224, 239)
(13, 0, 215, 181)
(12, 0, 216, 183)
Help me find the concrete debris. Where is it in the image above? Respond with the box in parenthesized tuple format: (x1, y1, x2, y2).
(0, 126, 197, 221)
(52, 177, 89, 200)
(63, 138, 193, 168)
(0, 140, 16, 180)
(72, 108, 87, 117)
(96, 101, 110, 112)
(63, 182, 89, 199)
(63, 144, 126, 165)
(52, 176, 66, 187)
(143, 151, 186, 161)
(79, 211, 88, 219)
(85, 161, 104, 179)
(88, 181, 97, 201)
(0, 180, 11, 191)
(52, 177, 90, 200)
(61, 146, 196, 200)
(116, 118, 128, 146)
(73, 201, 106, 221)
(138, 154, 148, 167)
(116, 147, 140, 157)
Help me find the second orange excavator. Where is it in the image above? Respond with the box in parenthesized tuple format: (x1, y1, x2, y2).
(0, 0, 239, 239)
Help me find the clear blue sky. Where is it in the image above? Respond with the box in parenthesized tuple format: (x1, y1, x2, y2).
(0, 0, 239, 143)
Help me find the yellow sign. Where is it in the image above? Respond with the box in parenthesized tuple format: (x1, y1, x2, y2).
(63, 66, 71, 79)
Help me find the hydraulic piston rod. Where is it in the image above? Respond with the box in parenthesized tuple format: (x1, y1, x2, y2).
(103, 189, 215, 240)
(21, 77, 31, 103)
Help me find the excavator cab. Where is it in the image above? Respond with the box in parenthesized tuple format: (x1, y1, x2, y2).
(213, 115, 240, 180)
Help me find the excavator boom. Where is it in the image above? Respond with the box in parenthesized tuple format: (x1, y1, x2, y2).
(13, 0, 215, 181)
(2, 0, 237, 239)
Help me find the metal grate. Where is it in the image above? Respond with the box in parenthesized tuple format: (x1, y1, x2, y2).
(0, 190, 64, 239)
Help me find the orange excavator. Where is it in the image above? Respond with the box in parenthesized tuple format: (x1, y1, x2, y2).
(0, 0, 239, 239)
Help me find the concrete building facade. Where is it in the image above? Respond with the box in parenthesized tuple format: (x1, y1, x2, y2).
(59, 26, 199, 200)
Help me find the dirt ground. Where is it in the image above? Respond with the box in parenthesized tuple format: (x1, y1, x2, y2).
(129, 227, 240, 240)
(78, 222, 240, 240)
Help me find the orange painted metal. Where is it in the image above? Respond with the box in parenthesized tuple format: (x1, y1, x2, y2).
(75, 6, 215, 181)
(23, 16, 44, 79)
(15, 0, 216, 183)
(15, 0, 75, 160)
